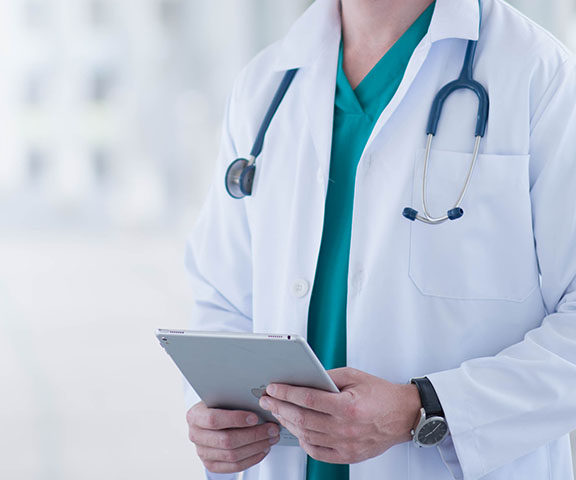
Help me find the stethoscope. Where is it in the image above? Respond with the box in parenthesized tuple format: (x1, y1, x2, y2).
(225, 1, 489, 226)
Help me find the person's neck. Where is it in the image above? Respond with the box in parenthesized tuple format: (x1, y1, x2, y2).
(340, 0, 434, 89)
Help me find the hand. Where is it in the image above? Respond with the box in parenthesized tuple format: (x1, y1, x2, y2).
(258, 367, 421, 464)
(186, 402, 280, 473)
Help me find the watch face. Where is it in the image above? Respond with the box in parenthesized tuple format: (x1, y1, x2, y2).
(417, 418, 449, 446)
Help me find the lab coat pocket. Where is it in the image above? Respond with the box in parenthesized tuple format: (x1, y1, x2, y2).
(408, 148, 538, 301)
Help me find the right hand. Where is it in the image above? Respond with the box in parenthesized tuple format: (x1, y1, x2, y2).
(187, 401, 281, 474)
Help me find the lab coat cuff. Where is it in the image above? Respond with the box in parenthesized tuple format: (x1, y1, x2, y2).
(205, 470, 238, 480)
(427, 369, 485, 480)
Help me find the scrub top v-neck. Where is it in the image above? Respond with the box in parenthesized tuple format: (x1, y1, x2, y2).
(305, 4, 435, 480)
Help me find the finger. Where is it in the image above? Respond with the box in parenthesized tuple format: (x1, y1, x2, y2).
(205, 450, 270, 474)
(188, 403, 260, 430)
(301, 442, 343, 464)
(190, 422, 280, 450)
(197, 436, 279, 464)
(265, 383, 341, 415)
(259, 397, 331, 433)
(277, 417, 333, 448)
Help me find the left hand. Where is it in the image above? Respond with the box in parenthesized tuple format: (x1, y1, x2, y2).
(259, 367, 421, 464)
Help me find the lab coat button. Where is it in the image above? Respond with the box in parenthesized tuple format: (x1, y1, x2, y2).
(291, 279, 310, 298)
(316, 169, 324, 184)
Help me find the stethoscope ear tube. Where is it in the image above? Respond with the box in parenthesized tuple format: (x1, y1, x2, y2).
(426, 41, 489, 138)
(404, 34, 489, 226)
(403, 134, 482, 225)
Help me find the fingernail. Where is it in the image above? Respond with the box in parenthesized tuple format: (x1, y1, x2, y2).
(260, 397, 270, 409)
(246, 414, 258, 425)
(268, 425, 280, 437)
(266, 384, 276, 396)
(269, 435, 280, 445)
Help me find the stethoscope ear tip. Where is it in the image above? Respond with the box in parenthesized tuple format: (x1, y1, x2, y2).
(447, 208, 464, 220)
(402, 208, 418, 221)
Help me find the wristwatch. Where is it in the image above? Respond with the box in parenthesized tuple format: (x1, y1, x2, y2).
(410, 377, 449, 447)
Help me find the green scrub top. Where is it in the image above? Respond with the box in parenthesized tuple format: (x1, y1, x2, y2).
(306, 4, 435, 479)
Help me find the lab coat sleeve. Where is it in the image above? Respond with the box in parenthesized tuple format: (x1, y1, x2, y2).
(426, 56, 576, 480)
(183, 83, 254, 480)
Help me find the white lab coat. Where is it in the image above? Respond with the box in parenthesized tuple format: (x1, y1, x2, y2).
(185, 0, 576, 478)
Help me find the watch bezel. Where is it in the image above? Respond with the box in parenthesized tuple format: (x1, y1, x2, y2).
(411, 409, 449, 448)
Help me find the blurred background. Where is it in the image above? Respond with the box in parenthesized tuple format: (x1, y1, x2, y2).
(0, 1, 575, 479)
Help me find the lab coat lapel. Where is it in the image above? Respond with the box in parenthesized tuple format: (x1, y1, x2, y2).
(361, 38, 432, 155)
(301, 43, 341, 182)
(360, 0, 480, 156)
(274, 0, 341, 182)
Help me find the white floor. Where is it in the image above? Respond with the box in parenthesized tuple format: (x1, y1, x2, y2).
(0, 230, 206, 480)
(1, 230, 574, 479)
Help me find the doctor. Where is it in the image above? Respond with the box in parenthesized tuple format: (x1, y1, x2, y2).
(184, 0, 576, 479)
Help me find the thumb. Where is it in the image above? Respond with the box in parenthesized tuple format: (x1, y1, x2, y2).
(327, 367, 361, 389)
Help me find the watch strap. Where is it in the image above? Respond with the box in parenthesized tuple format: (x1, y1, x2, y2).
(411, 377, 444, 418)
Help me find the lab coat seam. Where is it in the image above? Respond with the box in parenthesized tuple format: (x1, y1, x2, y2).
(407, 275, 539, 303)
(546, 442, 553, 480)
(522, 331, 576, 376)
(462, 377, 486, 479)
(495, 0, 572, 59)
(437, 438, 464, 480)
(529, 58, 572, 134)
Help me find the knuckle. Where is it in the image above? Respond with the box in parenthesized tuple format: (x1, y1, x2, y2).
(219, 433, 234, 450)
(186, 408, 195, 426)
(223, 449, 238, 463)
(195, 445, 207, 460)
(340, 424, 359, 439)
(205, 412, 219, 429)
(300, 431, 312, 445)
(303, 391, 316, 409)
(293, 411, 306, 428)
(342, 398, 359, 420)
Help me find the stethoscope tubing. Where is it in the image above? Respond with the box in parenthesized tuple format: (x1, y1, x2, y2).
(226, 0, 489, 227)
(416, 134, 482, 224)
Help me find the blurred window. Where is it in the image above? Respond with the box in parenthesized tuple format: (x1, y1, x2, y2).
(24, 72, 47, 106)
(23, 0, 49, 28)
(92, 147, 111, 184)
(159, 0, 182, 27)
(89, 69, 115, 103)
(89, 0, 110, 28)
(27, 148, 48, 184)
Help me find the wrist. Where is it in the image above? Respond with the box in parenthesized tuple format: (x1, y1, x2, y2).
(397, 383, 423, 443)
(410, 377, 450, 447)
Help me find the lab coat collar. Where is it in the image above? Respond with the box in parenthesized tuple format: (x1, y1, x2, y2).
(274, 0, 480, 72)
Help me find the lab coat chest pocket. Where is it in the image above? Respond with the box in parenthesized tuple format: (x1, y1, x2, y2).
(408, 148, 538, 301)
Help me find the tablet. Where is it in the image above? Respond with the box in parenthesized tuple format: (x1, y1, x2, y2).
(156, 329, 339, 446)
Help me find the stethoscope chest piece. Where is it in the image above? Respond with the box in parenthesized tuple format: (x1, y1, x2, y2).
(224, 69, 298, 200)
(225, 157, 256, 199)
